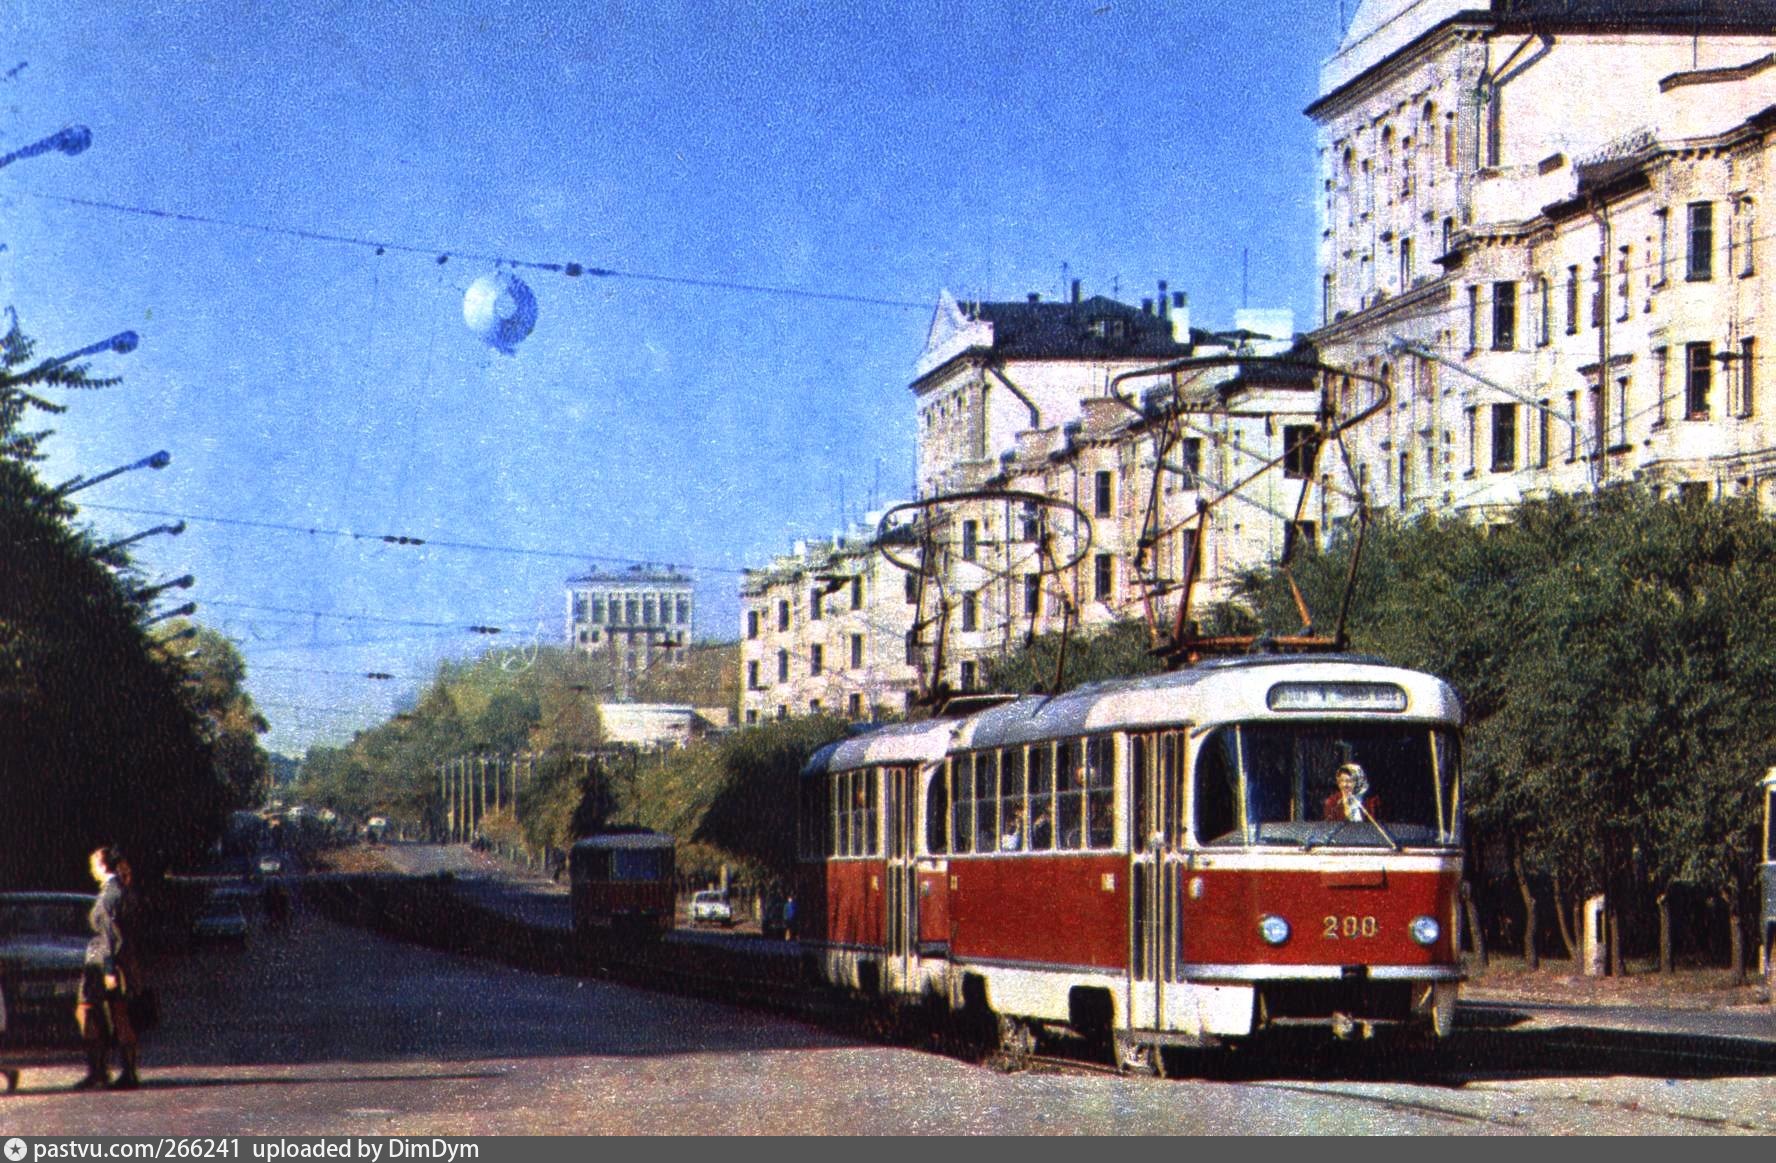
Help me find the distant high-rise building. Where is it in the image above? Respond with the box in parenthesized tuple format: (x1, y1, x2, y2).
(566, 565, 694, 671)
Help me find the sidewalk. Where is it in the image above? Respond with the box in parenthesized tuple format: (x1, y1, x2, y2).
(1461, 955, 1772, 1011)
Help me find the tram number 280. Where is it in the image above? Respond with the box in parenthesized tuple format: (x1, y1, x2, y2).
(1323, 914, 1378, 940)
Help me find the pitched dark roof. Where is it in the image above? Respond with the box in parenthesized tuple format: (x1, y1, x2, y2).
(1491, 0, 1776, 27)
(958, 295, 1194, 361)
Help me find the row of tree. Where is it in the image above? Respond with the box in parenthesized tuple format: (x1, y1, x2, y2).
(1160, 487, 1765, 977)
(0, 314, 269, 888)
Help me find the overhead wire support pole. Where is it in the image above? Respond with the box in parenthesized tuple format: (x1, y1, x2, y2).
(1388, 336, 1601, 489)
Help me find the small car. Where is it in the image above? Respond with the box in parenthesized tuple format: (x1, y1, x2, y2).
(0, 892, 95, 1087)
(689, 890, 734, 927)
(190, 895, 249, 946)
(256, 854, 283, 876)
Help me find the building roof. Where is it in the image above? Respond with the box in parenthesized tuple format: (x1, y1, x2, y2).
(567, 564, 692, 586)
(914, 290, 1196, 384)
(1321, 0, 1776, 111)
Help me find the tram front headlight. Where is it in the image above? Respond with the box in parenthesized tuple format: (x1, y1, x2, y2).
(1258, 914, 1291, 946)
(1410, 915, 1441, 946)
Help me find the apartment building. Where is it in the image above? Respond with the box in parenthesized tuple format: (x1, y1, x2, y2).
(1310, 0, 1776, 518)
(566, 565, 694, 669)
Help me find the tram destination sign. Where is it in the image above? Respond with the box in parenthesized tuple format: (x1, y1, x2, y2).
(1266, 681, 1408, 713)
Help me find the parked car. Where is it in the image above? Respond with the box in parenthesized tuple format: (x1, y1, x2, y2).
(0, 892, 94, 1089)
(256, 854, 283, 876)
(190, 894, 249, 947)
(689, 890, 734, 927)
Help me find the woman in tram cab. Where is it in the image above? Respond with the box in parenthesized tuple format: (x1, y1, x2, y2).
(1322, 763, 1382, 822)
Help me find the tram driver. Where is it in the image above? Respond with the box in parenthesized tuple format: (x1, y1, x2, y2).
(1323, 763, 1382, 822)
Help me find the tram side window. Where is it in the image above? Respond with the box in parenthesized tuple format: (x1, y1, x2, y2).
(1131, 735, 1150, 845)
(865, 768, 879, 855)
(951, 759, 975, 855)
(1028, 745, 1054, 851)
(1195, 728, 1241, 845)
(999, 748, 1026, 850)
(974, 752, 998, 853)
(799, 775, 829, 860)
(1085, 736, 1115, 848)
(1056, 740, 1084, 849)
(832, 771, 850, 857)
(926, 767, 949, 855)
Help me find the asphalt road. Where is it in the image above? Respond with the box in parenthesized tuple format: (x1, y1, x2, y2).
(3, 885, 1775, 1134)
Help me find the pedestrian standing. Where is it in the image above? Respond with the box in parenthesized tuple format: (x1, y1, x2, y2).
(74, 845, 142, 1090)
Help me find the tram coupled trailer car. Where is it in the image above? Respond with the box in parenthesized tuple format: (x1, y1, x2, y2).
(797, 654, 1466, 1065)
(569, 829, 677, 940)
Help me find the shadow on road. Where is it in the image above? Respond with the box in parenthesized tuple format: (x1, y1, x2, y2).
(1157, 1013, 1776, 1086)
(2, 1070, 500, 1098)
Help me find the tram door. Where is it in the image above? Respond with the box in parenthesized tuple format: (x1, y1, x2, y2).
(884, 765, 918, 992)
(1128, 732, 1185, 1033)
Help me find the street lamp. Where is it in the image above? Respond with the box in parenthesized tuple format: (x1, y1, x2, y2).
(97, 521, 185, 556)
(22, 330, 139, 378)
(143, 601, 197, 626)
(0, 124, 91, 171)
(130, 573, 195, 604)
(53, 450, 170, 497)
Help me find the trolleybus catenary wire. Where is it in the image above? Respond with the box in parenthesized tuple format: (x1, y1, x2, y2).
(73, 501, 749, 574)
(25, 190, 931, 311)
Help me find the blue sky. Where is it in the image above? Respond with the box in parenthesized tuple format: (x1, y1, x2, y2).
(1, 1, 1345, 754)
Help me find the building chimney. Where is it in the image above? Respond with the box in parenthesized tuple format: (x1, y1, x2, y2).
(1158, 280, 1169, 319)
(1142, 298, 1153, 315)
(1071, 278, 1082, 304)
(1027, 292, 1041, 303)
(1171, 291, 1191, 343)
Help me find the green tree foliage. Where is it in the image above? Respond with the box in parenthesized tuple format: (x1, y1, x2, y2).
(158, 621, 272, 809)
(1236, 488, 1776, 967)
(689, 715, 853, 879)
(0, 313, 224, 887)
(982, 617, 1165, 693)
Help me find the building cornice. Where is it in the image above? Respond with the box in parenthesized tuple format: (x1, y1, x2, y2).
(1309, 275, 1453, 344)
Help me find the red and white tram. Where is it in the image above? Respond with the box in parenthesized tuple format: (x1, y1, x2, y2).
(796, 653, 1464, 1063)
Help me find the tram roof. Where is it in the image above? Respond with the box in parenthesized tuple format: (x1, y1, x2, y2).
(956, 653, 1461, 752)
(803, 718, 957, 777)
(571, 829, 676, 850)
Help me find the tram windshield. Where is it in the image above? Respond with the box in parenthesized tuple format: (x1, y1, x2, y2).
(1195, 722, 1461, 849)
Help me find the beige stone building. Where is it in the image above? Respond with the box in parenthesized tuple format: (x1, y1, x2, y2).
(738, 516, 921, 724)
(566, 565, 694, 670)
(1310, 0, 1776, 519)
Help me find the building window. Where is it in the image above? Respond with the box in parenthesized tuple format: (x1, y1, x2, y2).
(1537, 400, 1551, 468)
(905, 631, 919, 665)
(777, 649, 789, 682)
(747, 660, 760, 690)
(810, 587, 824, 621)
(1491, 403, 1517, 472)
(1464, 406, 1478, 475)
(1094, 471, 1113, 517)
(642, 596, 655, 625)
(1399, 235, 1413, 289)
(1613, 377, 1629, 447)
(1398, 452, 1410, 512)
(1024, 573, 1041, 617)
(1284, 521, 1319, 560)
(1655, 207, 1670, 283)
(746, 610, 759, 640)
(1536, 275, 1551, 346)
(809, 644, 823, 677)
(847, 693, 863, 720)
(1589, 257, 1603, 329)
(1442, 215, 1454, 255)
(1466, 285, 1480, 351)
(1093, 554, 1113, 602)
(1687, 342, 1713, 418)
(850, 576, 863, 609)
(961, 519, 978, 561)
(1688, 202, 1713, 281)
(959, 661, 976, 691)
(1179, 438, 1202, 487)
(1282, 425, 1319, 479)
(1741, 337, 1756, 417)
(809, 699, 822, 714)
(1740, 199, 1757, 276)
(1617, 246, 1631, 320)
(776, 706, 788, 720)
(625, 598, 639, 625)
(778, 600, 790, 631)
(592, 596, 605, 623)
(1491, 281, 1516, 350)
(1654, 346, 1669, 427)
(1020, 502, 1039, 542)
(677, 596, 689, 624)
(961, 593, 978, 633)
(1679, 481, 1710, 504)
(1322, 273, 1334, 325)
(1565, 392, 1579, 461)
(850, 633, 864, 669)
(1565, 265, 1579, 334)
